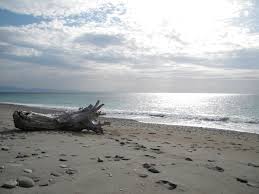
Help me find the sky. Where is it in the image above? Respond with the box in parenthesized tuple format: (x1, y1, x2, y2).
(0, 0, 259, 93)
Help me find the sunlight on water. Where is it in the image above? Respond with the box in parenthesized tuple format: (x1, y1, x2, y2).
(0, 92, 258, 134)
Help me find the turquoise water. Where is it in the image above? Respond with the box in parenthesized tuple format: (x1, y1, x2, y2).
(0, 92, 259, 134)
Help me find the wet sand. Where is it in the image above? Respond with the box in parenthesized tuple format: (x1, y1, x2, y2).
(0, 103, 259, 194)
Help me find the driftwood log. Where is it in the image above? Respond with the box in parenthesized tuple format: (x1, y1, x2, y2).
(13, 100, 109, 134)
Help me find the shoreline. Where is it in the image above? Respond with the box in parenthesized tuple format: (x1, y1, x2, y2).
(0, 102, 258, 136)
(0, 103, 259, 193)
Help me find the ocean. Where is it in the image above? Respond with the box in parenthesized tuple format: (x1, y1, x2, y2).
(0, 92, 258, 134)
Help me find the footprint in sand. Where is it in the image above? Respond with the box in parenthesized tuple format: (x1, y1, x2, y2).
(206, 164, 224, 172)
(248, 163, 259, 168)
(236, 177, 247, 183)
(156, 180, 177, 190)
(150, 148, 164, 154)
(144, 154, 156, 159)
(142, 163, 160, 173)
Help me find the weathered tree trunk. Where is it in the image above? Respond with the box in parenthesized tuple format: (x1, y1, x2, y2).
(13, 100, 109, 134)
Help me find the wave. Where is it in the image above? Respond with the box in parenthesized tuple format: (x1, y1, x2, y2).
(243, 120, 259, 124)
(148, 113, 166, 118)
(197, 116, 230, 122)
(104, 109, 259, 125)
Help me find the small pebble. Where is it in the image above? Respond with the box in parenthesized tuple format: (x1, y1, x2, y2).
(23, 169, 33, 173)
(138, 174, 148, 178)
(98, 157, 104, 162)
(49, 178, 55, 184)
(51, 172, 62, 177)
(1, 146, 9, 151)
(65, 168, 77, 175)
(185, 157, 193, 161)
(59, 158, 68, 162)
(59, 164, 68, 168)
(17, 176, 35, 188)
(2, 180, 17, 188)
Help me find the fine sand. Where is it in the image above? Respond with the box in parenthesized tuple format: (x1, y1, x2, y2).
(0, 103, 259, 194)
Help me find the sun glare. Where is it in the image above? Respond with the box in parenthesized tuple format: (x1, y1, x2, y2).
(127, 0, 242, 32)
(124, 0, 250, 54)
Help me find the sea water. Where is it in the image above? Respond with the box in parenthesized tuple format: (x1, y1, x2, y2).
(0, 92, 258, 134)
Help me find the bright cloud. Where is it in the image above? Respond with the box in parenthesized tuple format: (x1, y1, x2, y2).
(0, 0, 258, 92)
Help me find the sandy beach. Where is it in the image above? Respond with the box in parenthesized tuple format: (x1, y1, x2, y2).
(0, 103, 259, 194)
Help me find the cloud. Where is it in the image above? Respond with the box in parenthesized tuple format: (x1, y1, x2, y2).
(0, 0, 107, 18)
(75, 33, 124, 47)
(216, 48, 259, 69)
(0, 43, 41, 57)
(0, 0, 259, 92)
